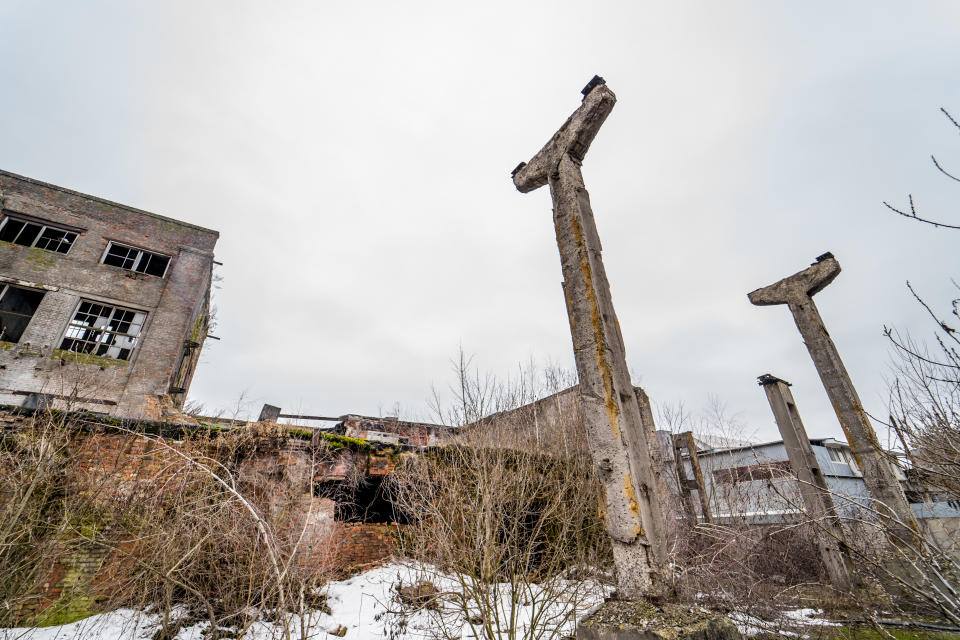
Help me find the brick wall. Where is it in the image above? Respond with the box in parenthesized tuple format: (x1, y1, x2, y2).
(0, 170, 218, 420)
(341, 415, 453, 447)
(3, 411, 403, 623)
(335, 523, 402, 571)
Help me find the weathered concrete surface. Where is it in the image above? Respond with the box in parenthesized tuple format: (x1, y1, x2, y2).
(748, 254, 920, 543)
(635, 387, 674, 505)
(672, 431, 713, 524)
(758, 374, 856, 591)
(577, 600, 742, 640)
(512, 77, 669, 598)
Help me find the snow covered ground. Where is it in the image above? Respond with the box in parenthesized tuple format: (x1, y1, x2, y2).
(1, 564, 843, 640)
(728, 607, 841, 637)
(1, 563, 609, 640)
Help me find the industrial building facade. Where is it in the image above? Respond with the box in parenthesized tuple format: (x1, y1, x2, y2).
(686, 437, 960, 524)
(0, 170, 218, 419)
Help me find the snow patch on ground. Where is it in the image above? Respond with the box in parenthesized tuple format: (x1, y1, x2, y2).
(1, 563, 609, 640)
(730, 608, 840, 637)
(3, 565, 839, 640)
(782, 608, 840, 627)
(0, 609, 161, 640)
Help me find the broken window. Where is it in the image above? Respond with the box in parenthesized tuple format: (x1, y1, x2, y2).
(60, 301, 147, 361)
(102, 242, 171, 277)
(0, 213, 78, 254)
(0, 285, 45, 342)
(713, 460, 792, 484)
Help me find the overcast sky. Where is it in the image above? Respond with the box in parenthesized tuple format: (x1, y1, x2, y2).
(1, 1, 958, 441)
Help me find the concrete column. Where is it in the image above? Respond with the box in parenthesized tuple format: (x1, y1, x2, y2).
(512, 78, 669, 598)
(748, 254, 920, 544)
(672, 431, 713, 524)
(758, 374, 856, 591)
(635, 386, 673, 503)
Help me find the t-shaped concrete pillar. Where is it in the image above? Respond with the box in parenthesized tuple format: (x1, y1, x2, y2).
(512, 77, 669, 597)
(748, 254, 920, 543)
(758, 374, 856, 591)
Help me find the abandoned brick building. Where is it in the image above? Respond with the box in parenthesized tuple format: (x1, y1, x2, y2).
(0, 170, 218, 419)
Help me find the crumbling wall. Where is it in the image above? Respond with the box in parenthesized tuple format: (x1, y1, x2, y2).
(340, 415, 452, 447)
(0, 170, 218, 420)
(1, 409, 403, 623)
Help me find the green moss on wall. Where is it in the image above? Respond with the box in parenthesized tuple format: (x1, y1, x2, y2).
(317, 432, 371, 452)
(189, 313, 206, 343)
(30, 550, 101, 627)
(25, 248, 56, 268)
(52, 349, 127, 368)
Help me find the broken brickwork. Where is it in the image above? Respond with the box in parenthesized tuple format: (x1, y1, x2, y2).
(339, 414, 452, 447)
(0, 170, 218, 420)
(1, 408, 404, 622)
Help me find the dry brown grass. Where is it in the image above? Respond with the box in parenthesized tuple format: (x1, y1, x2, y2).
(0, 411, 341, 639)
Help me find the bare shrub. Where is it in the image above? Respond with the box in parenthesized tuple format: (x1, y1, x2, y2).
(0, 411, 341, 638)
(672, 520, 825, 616)
(666, 456, 830, 620)
(872, 104, 960, 622)
(0, 410, 76, 625)
(388, 358, 611, 639)
(888, 319, 960, 502)
(798, 483, 960, 623)
(92, 422, 343, 640)
(655, 403, 837, 618)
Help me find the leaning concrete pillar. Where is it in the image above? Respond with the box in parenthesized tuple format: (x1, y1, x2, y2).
(672, 431, 713, 524)
(748, 253, 920, 544)
(634, 387, 673, 503)
(758, 374, 856, 591)
(512, 77, 669, 597)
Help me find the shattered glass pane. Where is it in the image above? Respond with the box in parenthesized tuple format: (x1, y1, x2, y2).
(60, 301, 147, 361)
(35, 228, 77, 253)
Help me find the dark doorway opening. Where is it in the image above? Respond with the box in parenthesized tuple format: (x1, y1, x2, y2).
(317, 476, 407, 524)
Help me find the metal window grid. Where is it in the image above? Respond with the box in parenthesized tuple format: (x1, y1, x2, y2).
(61, 301, 147, 361)
(0, 215, 77, 254)
(103, 243, 139, 270)
(102, 242, 170, 277)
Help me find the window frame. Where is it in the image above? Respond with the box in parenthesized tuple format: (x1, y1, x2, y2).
(100, 241, 172, 278)
(826, 447, 844, 463)
(0, 283, 45, 343)
(0, 212, 80, 255)
(59, 299, 149, 362)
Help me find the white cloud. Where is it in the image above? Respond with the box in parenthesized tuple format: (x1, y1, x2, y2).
(1, 1, 958, 440)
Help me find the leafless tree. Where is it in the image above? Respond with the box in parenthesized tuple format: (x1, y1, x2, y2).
(883, 108, 960, 230)
(881, 105, 960, 523)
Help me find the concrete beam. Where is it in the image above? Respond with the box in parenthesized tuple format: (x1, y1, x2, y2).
(748, 254, 920, 544)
